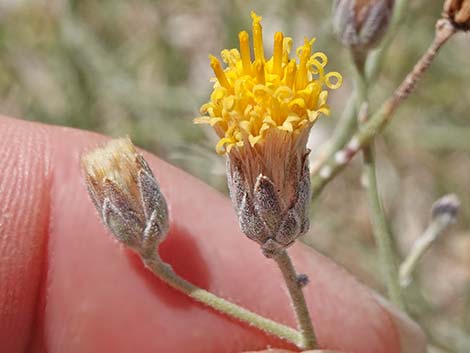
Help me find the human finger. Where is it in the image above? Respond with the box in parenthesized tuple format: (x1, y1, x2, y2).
(0, 116, 426, 353)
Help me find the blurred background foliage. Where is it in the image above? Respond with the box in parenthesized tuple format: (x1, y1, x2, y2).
(0, 0, 468, 351)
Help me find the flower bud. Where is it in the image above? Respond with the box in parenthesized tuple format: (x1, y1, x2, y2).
(443, 0, 470, 30)
(332, 0, 395, 50)
(195, 12, 340, 258)
(81, 137, 169, 253)
(227, 152, 312, 258)
(431, 193, 460, 224)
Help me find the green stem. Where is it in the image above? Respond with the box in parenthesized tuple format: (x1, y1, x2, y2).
(272, 250, 317, 350)
(140, 251, 304, 348)
(363, 146, 404, 309)
(353, 53, 404, 310)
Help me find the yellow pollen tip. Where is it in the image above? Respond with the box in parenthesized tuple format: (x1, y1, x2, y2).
(238, 31, 252, 74)
(251, 11, 264, 62)
(273, 32, 283, 76)
(209, 55, 231, 90)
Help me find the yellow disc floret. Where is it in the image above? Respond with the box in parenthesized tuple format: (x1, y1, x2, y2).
(195, 11, 342, 154)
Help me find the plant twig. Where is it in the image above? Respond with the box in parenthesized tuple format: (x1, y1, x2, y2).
(311, 19, 456, 196)
(272, 249, 317, 350)
(139, 251, 304, 348)
(310, 0, 410, 176)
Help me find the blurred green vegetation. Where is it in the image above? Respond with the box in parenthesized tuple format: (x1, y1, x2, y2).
(0, 1, 468, 351)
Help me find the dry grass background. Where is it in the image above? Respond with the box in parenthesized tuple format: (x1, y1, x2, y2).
(0, 0, 468, 351)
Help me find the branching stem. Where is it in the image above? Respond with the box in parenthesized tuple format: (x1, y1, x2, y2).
(310, 0, 410, 177)
(311, 19, 456, 196)
(362, 146, 404, 309)
(353, 52, 404, 310)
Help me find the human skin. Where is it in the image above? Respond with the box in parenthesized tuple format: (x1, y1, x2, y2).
(0, 116, 426, 353)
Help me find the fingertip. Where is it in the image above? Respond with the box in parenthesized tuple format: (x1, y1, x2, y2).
(0, 116, 51, 353)
(44, 124, 427, 353)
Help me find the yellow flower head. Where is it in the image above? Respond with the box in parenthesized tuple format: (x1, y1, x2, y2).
(195, 12, 342, 254)
(195, 11, 342, 155)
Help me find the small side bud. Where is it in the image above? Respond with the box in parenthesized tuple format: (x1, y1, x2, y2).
(399, 193, 460, 287)
(81, 137, 169, 254)
(296, 273, 310, 287)
(443, 0, 470, 30)
(431, 193, 460, 224)
(332, 0, 395, 51)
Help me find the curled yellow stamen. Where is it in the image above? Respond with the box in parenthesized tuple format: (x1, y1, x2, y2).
(196, 12, 342, 155)
(310, 52, 328, 67)
(325, 72, 343, 89)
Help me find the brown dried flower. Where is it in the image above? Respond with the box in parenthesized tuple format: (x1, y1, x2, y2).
(443, 0, 470, 30)
(332, 0, 395, 50)
(81, 137, 169, 253)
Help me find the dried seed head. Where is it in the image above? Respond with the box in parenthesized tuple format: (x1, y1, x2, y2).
(431, 193, 460, 224)
(332, 0, 395, 50)
(443, 0, 470, 30)
(81, 137, 169, 253)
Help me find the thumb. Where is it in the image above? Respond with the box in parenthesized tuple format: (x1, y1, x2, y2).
(0, 116, 426, 353)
